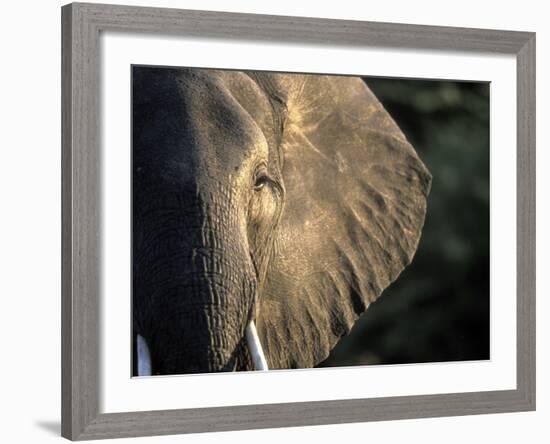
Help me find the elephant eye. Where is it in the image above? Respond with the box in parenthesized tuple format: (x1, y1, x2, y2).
(253, 165, 269, 191)
(254, 175, 269, 191)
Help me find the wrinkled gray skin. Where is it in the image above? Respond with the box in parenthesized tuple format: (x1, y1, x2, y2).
(133, 67, 431, 375)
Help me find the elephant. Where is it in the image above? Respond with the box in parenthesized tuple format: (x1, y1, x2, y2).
(132, 66, 431, 376)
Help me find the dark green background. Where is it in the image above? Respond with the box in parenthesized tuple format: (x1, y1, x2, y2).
(321, 77, 490, 367)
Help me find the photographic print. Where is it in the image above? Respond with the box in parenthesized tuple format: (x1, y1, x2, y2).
(132, 66, 489, 376)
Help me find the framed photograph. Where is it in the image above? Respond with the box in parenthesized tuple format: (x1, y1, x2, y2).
(61, 2, 535, 440)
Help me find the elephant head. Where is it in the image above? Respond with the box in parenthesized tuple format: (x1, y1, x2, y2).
(132, 66, 431, 375)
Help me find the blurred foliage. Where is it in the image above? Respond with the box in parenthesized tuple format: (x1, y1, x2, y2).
(321, 78, 490, 367)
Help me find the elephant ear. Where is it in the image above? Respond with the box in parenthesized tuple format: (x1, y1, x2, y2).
(255, 74, 432, 369)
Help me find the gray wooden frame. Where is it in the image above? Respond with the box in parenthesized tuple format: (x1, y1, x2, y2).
(61, 2, 536, 440)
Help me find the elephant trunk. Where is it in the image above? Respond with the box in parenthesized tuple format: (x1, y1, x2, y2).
(133, 189, 256, 375)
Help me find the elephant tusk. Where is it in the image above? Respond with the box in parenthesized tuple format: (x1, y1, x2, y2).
(136, 334, 152, 376)
(245, 321, 269, 371)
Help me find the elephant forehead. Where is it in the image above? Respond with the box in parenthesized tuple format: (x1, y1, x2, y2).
(132, 67, 269, 189)
(176, 70, 269, 171)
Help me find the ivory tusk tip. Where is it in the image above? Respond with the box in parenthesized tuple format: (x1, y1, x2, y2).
(245, 321, 269, 371)
(136, 334, 152, 376)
